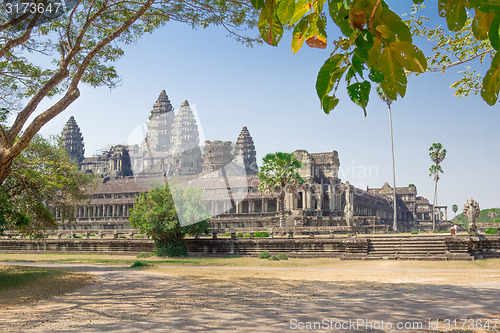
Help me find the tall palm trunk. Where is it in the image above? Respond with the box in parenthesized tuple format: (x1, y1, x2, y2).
(279, 194, 286, 228)
(433, 176, 438, 231)
(388, 104, 397, 231)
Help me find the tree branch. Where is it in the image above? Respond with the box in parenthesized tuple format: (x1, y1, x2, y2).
(427, 48, 494, 72)
(0, 1, 46, 59)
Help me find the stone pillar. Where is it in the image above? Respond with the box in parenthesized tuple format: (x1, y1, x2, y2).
(122, 204, 126, 217)
(249, 200, 253, 214)
(262, 199, 267, 213)
(112, 205, 116, 217)
(236, 202, 240, 214)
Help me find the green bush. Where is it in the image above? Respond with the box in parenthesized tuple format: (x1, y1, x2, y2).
(485, 228, 499, 235)
(155, 238, 188, 257)
(136, 252, 151, 258)
(236, 232, 244, 238)
(258, 250, 271, 259)
(222, 232, 231, 237)
(254, 232, 269, 237)
(277, 253, 288, 260)
(130, 261, 151, 268)
(133, 234, 145, 239)
(410, 231, 418, 235)
(268, 255, 279, 261)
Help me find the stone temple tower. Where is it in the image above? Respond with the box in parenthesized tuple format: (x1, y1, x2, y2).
(234, 126, 258, 175)
(169, 100, 202, 175)
(61, 116, 85, 164)
(144, 90, 175, 152)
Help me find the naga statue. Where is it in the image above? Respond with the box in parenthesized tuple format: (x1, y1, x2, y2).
(464, 199, 480, 235)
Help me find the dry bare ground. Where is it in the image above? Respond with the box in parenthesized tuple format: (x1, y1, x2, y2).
(0, 258, 500, 332)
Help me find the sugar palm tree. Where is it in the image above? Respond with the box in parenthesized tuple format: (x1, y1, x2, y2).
(377, 86, 397, 231)
(452, 204, 458, 218)
(258, 152, 304, 228)
(429, 143, 446, 231)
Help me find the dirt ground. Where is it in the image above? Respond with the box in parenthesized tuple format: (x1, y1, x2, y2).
(1, 258, 500, 332)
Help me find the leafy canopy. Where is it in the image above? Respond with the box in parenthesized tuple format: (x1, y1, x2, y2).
(258, 152, 304, 195)
(129, 183, 210, 256)
(0, 134, 95, 236)
(0, 0, 258, 185)
(250, 0, 500, 115)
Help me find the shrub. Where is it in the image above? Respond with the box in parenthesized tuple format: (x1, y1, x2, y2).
(136, 252, 151, 259)
(236, 232, 244, 238)
(133, 234, 145, 239)
(258, 250, 271, 259)
(268, 255, 279, 261)
(254, 232, 269, 237)
(222, 232, 231, 237)
(277, 253, 288, 260)
(130, 261, 151, 268)
(410, 231, 418, 235)
(485, 228, 499, 235)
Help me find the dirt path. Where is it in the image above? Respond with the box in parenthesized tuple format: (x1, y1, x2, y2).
(1, 262, 500, 332)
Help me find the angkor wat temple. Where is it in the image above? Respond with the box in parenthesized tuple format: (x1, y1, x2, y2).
(60, 90, 439, 232)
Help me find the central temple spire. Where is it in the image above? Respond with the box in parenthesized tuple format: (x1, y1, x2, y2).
(145, 90, 175, 152)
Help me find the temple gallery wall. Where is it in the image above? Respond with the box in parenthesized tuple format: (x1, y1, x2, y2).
(59, 90, 444, 233)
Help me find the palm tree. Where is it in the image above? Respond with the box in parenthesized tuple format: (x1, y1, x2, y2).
(429, 143, 446, 231)
(377, 86, 397, 231)
(452, 204, 458, 218)
(258, 152, 304, 228)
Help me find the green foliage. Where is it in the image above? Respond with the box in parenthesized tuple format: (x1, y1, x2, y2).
(429, 143, 446, 180)
(410, 230, 419, 234)
(258, 152, 304, 227)
(0, 135, 95, 236)
(452, 208, 500, 227)
(130, 261, 152, 268)
(268, 255, 280, 261)
(251, 0, 499, 113)
(485, 228, 498, 234)
(129, 183, 210, 257)
(277, 253, 288, 260)
(236, 232, 244, 237)
(254, 232, 270, 237)
(259, 250, 271, 259)
(136, 252, 151, 259)
(452, 204, 459, 214)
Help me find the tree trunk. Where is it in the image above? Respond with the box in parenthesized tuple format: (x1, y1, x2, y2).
(388, 104, 397, 231)
(0, 151, 14, 185)
(432, 176, 438, 231)
(279, 195, 285, 228)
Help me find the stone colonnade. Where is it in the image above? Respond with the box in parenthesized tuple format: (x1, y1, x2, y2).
(55, 204, 134, 219)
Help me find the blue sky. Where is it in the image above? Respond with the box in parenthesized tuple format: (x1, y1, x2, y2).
(32, 2, 499, 211)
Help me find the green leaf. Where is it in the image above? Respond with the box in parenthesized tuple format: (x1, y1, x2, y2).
(481, 51, 500, 105)
(373, 7, 412, 44)
(277, 0, 296, 24)
(290, 0, 313, 24)
(439, 0, 467, 31)
(489, 15, 500, 50)
(321, 95, 340, 114)
(291, 17, 309, 53)
(472, 9, 495, 40)
(251, 0, 265, 9)
(355, 30, 374, 60)
(388, 41, 427, 73)
(470, 0, 500, 14)
(328, 0, 353, 36)
(316, 54, 344, 98)
(351, 51, 366, 76)
(258, 3, 284, 46)
(378, 46, 407, 100)
(369, 66, 384, 83)
(413, 0, 424, 4)
(347, 81, 371, 116)
(305, 13, 328, 49)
